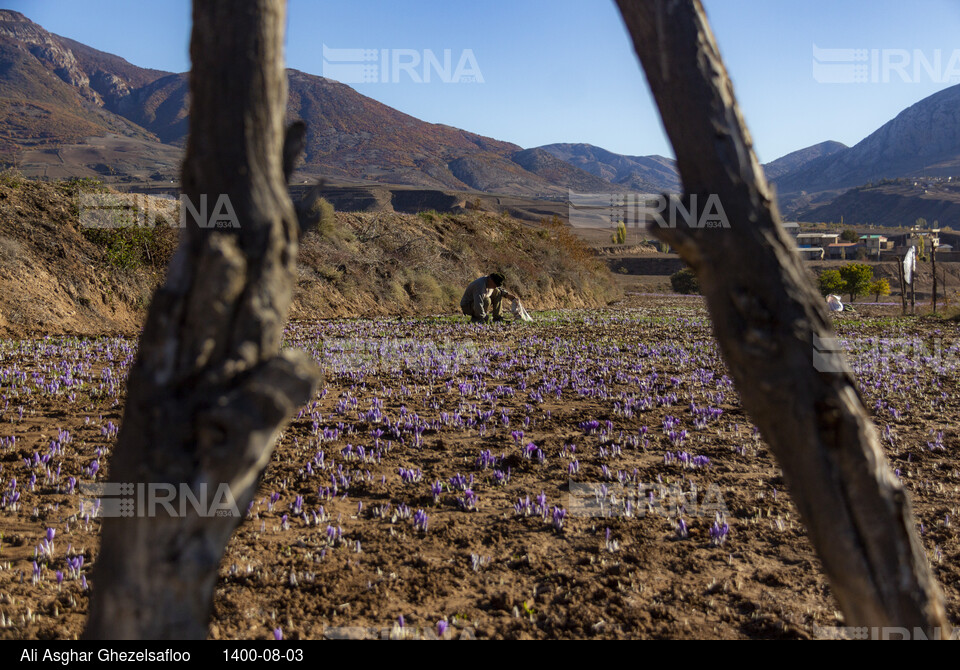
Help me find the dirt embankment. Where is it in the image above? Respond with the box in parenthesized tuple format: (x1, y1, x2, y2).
(291, 209, 619, 321)
(0, 176, 162, 337)
(0, 176, 621, 337)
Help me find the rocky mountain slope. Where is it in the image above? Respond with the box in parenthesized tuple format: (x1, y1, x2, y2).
(797, 178, 960, 227)
(538, 143, 681, 193)
(773, 85, 960, 198)
(0, 10, 160, 150)
(0, 10, 624, 198)
(762, 140, 848, 181)
(5, 8, 960, 220)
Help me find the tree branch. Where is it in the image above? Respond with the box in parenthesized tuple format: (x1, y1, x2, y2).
(616, 0, 949, 633)
(85, 0, 320, 639)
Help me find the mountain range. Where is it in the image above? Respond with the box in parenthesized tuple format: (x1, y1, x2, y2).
(0, 9, 631, 197)
(3, 8, 960, 223)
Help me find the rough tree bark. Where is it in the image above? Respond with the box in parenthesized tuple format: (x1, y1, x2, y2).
(85, 0, 319, 639)
(615, 0, 950, 634)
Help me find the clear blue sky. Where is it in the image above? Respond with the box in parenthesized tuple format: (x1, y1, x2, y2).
(9, 0, 960, 162)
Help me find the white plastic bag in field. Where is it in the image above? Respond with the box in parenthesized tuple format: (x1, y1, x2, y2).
(903, 246, 916, 284)
(826, 294, 844, 312)
(511, 299, 533, 322)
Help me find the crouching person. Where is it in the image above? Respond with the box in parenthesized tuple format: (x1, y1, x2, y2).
(460, 272, 517, 323)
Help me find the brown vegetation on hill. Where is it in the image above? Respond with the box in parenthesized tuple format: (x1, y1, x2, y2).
(798, 179, 960, 227)
(293, 210, 619, 319)
(0, 175, 620, 337)
(0, 173, 166, 336)
(0, 99, 104, 153)
(0, 11, 640, 198)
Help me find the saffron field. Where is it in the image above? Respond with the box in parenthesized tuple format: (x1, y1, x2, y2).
(0, 299, 958, 639)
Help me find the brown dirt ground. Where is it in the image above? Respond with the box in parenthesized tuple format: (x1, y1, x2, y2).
(0, 296, 957, 639)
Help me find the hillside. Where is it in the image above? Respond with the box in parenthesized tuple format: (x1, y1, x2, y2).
(773, 84, 960, 201)
(540, 139, 858, 197)
(0, 175, 164, 335)
(538, 143, 681, 193)
(762, 140, 848, 181)
(798, 178, 960, 227)
(0, 10, 621, 199)
(55, 34, 169, 95)
(7, 8, 960, 222)
(508, 147, 632, 194)
(0, 174, 620, 337)
(113, 72, 190, 144)
(0, 11, 159, 158)
(292, 208, 620, 320)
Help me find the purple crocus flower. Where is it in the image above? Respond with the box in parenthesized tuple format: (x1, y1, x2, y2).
(551, 506, 566, 531)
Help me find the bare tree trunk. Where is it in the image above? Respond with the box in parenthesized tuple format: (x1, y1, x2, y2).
(911, 268, 917, 314)
(932, 246, 938, 314)
(85, 0, 319, 639)
(898, 260, 907, 315)
(616, 0, 949, 634)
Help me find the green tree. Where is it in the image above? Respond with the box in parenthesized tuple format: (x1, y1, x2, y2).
(869, 278, 891, 302)
(670, 267, 700, 294)
(915, 217, 927, 229)
(840, 228, 859, 242)
(839, 263, 874, 303)
(817, 269, 844, 297)
(611, 221, 627, 244)
(310, 197, 336, 237)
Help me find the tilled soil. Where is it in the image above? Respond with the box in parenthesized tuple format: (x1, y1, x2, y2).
(0, 297, 958, 639)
